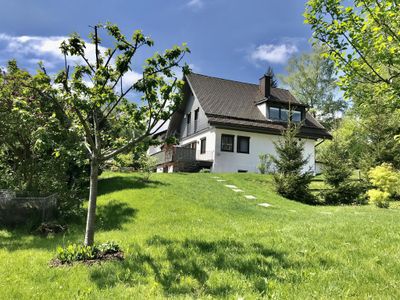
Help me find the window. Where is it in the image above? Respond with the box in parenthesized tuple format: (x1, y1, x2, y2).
(237, 136, 250, 154)
(280, 109, 289, 121)
(186, 112, 191, 136)
(269, 107, 280, 120)
(221, 134, 234, 152)
(200, 138, 206, 154)
(194, 108, 199, 132)
(269, 106, 302, 122)
(292, 110, 301, 122)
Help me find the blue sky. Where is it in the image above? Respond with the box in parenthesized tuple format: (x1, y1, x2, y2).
(0, 0, 312, 84)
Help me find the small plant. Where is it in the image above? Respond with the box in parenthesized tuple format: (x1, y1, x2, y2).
(97, 241, 121, 255)
(367, 189, 390, 208)
(258, 154, 273, 174)
(199, 168, 210, 173)
(56, 244, 97, 264)
(55, 241, 122, 264)
(138, 154, 158, 181)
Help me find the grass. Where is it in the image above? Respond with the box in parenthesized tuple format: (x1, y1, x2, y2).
(1, 172, 400, 299)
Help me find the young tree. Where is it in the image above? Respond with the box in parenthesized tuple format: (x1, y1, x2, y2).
(271, 114, 314, 203)
(266, 66, 278, 88)
(279, 44, 346, 129)
(35, 23, 190, 245)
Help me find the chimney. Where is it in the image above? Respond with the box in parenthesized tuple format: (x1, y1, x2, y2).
(259, 75, 271, 98)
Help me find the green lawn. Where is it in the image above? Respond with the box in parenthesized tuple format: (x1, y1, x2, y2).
(1, 172, 400, 299)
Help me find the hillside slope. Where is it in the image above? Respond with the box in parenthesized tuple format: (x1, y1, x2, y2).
(1, 172, 400, 299)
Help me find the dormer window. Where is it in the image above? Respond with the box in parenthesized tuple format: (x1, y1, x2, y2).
(268, 106, 302, 122)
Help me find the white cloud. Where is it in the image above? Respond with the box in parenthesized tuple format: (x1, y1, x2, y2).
(250, 43, 298, 64)
(186, 0, 204, 10)
(0, 33, 142, 88)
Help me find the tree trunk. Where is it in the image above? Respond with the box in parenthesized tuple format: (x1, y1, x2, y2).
(84, 157, 99, 246)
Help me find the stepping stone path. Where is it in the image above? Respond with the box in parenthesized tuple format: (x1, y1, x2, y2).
(225, 185, 238, 189)
(257, 203, 271, 208)
(211, 177, 261, 202)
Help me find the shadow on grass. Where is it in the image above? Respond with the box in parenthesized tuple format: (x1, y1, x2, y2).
(96, 200, 137, 231)
(0, 199, 137, 251)
(90, 235, 290, 297)
(98, 176, 168, 196)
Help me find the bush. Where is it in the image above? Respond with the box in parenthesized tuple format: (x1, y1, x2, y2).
(367, 189, 390, 208)
(321, 181, 368, 205)
(138, 154, 158, 181)
(258, 154, 273, 174)
(56, 241, 121, 264)
(368, 163, 399, 196)
(274, 173, 315, 203)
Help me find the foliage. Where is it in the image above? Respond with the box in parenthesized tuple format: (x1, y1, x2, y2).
(320, 138, 352, 188)
(257, 154, 273, 174)
(56, 241, 121, 264)
(199, 168, 211, 173)
(368, 163, 400, 196)
(305, 1, 400, 171)
(319, 135, 367, 204)
(305, 0, 400, 99)
(42, 23, 190, 245)
(109, 153, 134, 172)
(138, 154, 158, 181)
(321, 181, 368, 205)
(367, 189, 390, 208)
(56, 244, 97, 263)
(279, 44, 346, 129)
(0, 60, 88, 218)
(365, 163, 400, 208)
(271, 119, 314, 203)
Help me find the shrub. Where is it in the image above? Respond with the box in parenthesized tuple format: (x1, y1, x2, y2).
(138, 154, 158, 181)
(367, 189, 390, 208)
(321, 181, 368, 205)
(56, 244, 97, 263)
(56, 241, 121, 264)
(368, 163, 399, 196)
(258, 154, 273, 174)
(274, 173, 315, 203)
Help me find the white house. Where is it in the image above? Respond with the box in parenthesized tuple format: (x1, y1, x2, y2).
(149, 73, 331, 173)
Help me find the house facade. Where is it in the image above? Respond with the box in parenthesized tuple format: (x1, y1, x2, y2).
(150, 73, 331, 173)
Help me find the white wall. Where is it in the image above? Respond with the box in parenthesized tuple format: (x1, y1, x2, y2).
(256, 103, 267, 117)
(213, 128, 316, 173)
(180, 93, 209, 138)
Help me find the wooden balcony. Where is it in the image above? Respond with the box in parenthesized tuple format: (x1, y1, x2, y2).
(153, 147, 196, 164)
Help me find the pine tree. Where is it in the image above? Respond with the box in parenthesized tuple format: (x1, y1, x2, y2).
(266, 66, 278, 88)
(271, 114, 314, 203)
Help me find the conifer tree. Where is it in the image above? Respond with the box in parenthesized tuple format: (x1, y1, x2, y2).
(271, 112, 314, 203)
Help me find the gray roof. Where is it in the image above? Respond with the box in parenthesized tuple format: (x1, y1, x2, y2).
(185, 73, 331, 139)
